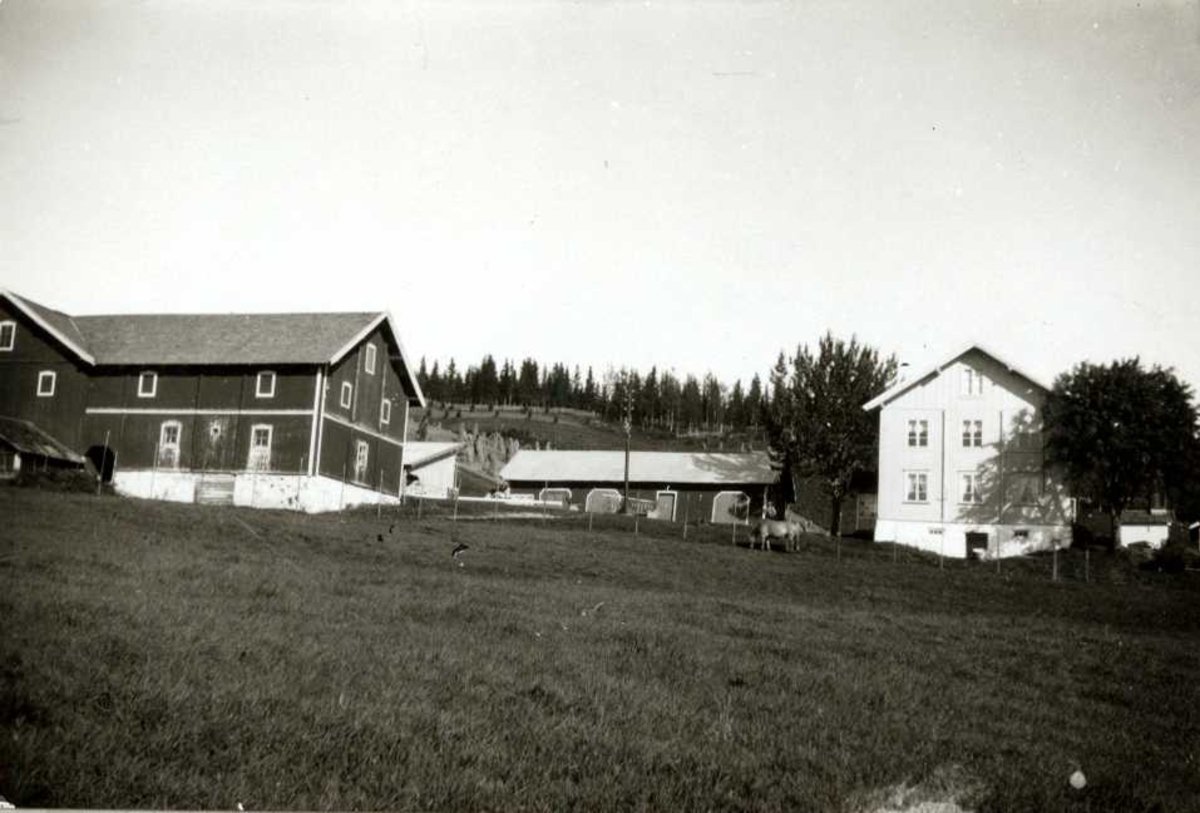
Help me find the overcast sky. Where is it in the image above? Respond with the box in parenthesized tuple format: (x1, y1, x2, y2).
(2, 1, 1198, 395)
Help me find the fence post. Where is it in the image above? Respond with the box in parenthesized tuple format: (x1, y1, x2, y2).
(417, 494, 423, 521)
(96, 430, 111, 495)
(339, 462, 347, 516)
(731, 520, 736, 545)
(376, 467, 383, 519)
(453, 492, 459, 522)
(297, 456, 305, 511)
(588, 511, 593, 534)
(1052, 543, 1059, 582)
(683, 494, 689, 540)
(1085, 547, 1090, 583)
(634, 513, 639, 536)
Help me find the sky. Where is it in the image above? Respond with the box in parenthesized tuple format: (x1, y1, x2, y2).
(2, 1, 1199, 395)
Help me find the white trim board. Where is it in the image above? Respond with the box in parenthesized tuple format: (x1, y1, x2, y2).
(86, 407, 313, 416)
(322, 412, 405, 448)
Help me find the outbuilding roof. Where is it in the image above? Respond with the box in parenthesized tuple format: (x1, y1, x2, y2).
(403, 441, 462, 469)
(0, 417, 87, 464)
(500, 450, 777, 486)
(863, 342, 1052, 411)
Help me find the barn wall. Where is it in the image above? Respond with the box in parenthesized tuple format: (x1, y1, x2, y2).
(324, 324, 410, 445)
(317, 416, 403, 495)
(0, 299, 92, 451)
(83, 412, 314, 472)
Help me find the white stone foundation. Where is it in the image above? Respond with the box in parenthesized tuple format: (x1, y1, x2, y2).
(873, 519, 1072, 559)
(113, 470, 401, 513)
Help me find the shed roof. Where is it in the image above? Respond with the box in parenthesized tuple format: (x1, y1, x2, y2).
(0, 417, 87, 464)
(403, 442, 462, 469)
(500, 450, 777, 486)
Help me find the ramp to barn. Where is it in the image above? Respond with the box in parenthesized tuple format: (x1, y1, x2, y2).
(196, 474, 236, 506)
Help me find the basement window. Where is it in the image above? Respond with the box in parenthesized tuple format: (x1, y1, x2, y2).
(365, 343, 377, 375)
(340, 382, 353, 409)
(37, 370, 56, 397)
(256, 371, 276, 398)
(0, 321, 14, 351)
(138, 371, 158, 398)
(380, 398, 392, 426)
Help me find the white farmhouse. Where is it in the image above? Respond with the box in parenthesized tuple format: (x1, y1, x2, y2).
(863, 344, 1073, 559)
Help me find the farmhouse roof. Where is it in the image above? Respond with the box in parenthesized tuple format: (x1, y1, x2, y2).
(862, 342, 1052, 411)
(500, 450, 777, 486)
(0, 416, 87, 464)
(403, 441, 462, 469)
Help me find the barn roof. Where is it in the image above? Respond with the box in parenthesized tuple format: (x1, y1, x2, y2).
(2, 291, 95, 364)
(72, 311, 382, 365)
(0, 417, 87, 464)
(1, 291, 425, 405)
(403, 441, 462, 469)
(500, 450, 777, 486)
(863, 342, 1051, 411)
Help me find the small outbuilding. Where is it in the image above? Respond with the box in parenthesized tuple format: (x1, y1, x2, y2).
(402, 441, 462, 498)
(499, 450, 777, 523)
(0, 416, 87, 479)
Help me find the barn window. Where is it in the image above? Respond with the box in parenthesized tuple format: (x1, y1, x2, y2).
(158, 420, 182, 468)
(256, 371, 276, 398)
(340, 382, 353, 409)
(959, 472, 982, 503)
(248, 424, 272, 471)
(138, 371, 158, 398)
(907, 419, 928, 447)
(354, 440, 369, 482)
(904, 471, 928, 502)
(961, 420, 982, 447)
(36, 370, 56, 397)
(0, 321, 15, 351)
(365, 343, 377, 375)
(380, 398, 392, 425)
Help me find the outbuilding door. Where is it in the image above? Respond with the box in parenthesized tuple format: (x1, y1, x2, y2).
(651, 491, 677, 521)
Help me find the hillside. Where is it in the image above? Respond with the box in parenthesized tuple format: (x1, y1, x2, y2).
(2, 488, 1199, 811)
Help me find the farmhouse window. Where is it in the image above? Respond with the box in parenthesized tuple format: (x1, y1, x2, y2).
(962, 420, 983, 447)
(960, 472, 983, 503)
(904, 472, 928, 502)
(365, 343, 377, 375)
(256, 371, 276, 398)
(1010, 473, 1040, 505)
(380, 398, 391, 425)
(340, 382, 353, 409)
(36, 370, 56, 397)
(248, 424, 272, 471)
(907, 419, 928, 447)
(138, 372, 158, 398)
(354, 440, 369, 482)
(0, 321, 15, 351)
(158, 421, 181, 468)
(961, 368, 985, 396)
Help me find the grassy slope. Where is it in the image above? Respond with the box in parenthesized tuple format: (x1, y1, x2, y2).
(413, 405, 761, 453)
(1, 488, 1199, 812)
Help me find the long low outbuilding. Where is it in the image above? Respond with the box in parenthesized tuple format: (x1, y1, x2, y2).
(499, 449, 778, 524)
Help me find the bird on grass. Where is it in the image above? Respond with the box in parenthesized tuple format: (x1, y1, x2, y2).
(452, 542, 469, 566)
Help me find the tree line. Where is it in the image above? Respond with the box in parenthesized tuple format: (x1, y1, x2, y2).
(415, 356, 767, 435)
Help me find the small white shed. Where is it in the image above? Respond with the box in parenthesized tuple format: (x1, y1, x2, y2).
(403, 442, 462, 498)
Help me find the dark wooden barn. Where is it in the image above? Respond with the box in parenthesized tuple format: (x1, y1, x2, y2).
(499, 450, 778, 524)
(0, 290, 425, 511)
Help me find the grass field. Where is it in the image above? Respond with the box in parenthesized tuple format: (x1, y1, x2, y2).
(2, 488, 1199, 812)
